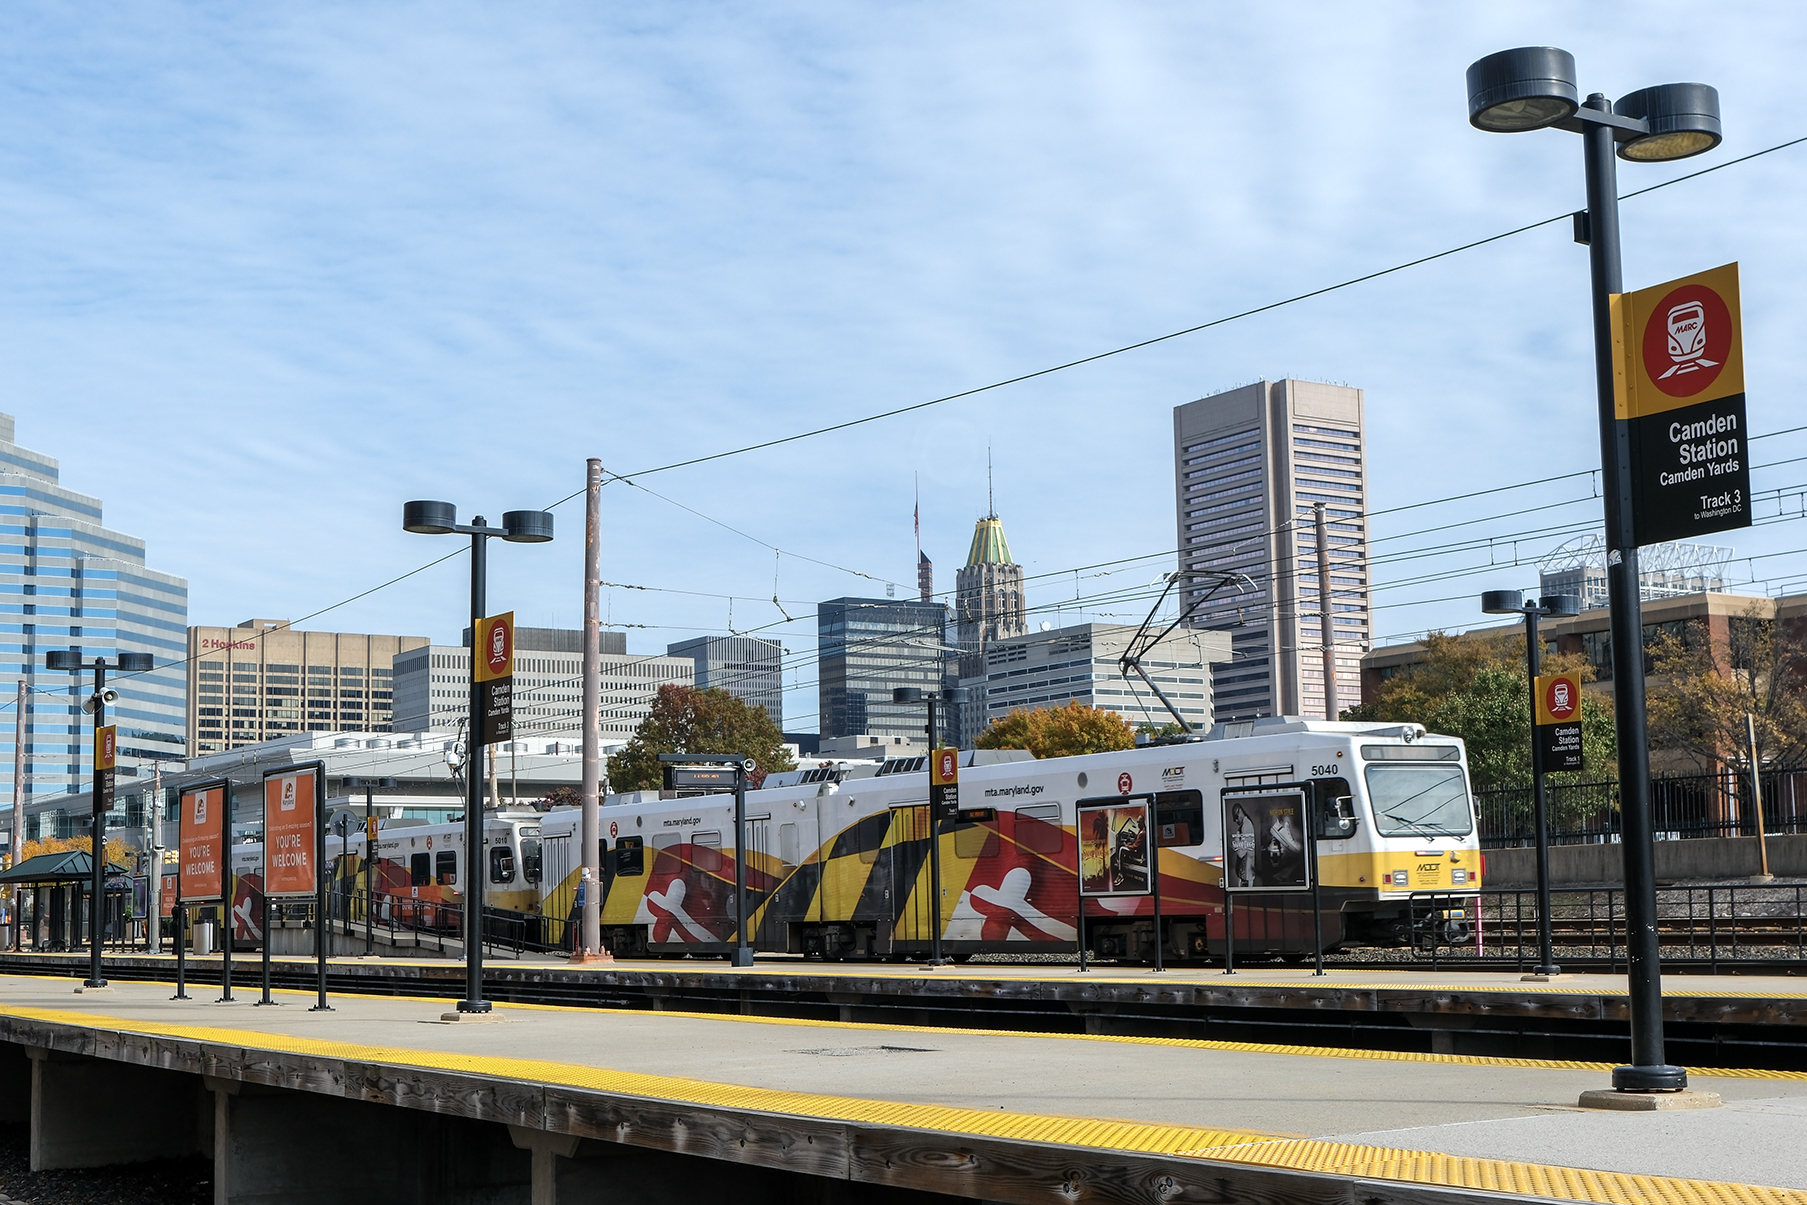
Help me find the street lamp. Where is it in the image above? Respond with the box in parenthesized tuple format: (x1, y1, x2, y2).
(402, 500, 553, 1014)
(1467, 47, 1720, 1094)
(892, 686, 970, 965)
(1481, 590, 1581, 979)
(45, 649, 154, 990)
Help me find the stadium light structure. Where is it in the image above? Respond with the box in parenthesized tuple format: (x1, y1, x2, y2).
(1481, 590, 1581, 980)
(402, 501, 553, 1014)
(44, 650, 154, 990)
(1467, 47, 1721, 1094)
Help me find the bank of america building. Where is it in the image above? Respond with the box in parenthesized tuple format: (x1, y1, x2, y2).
(0, 413, 188, 827)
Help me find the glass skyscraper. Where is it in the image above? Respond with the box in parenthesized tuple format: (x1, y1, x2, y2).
(817, 597, 952, 741)
(0, 412, 188, 817)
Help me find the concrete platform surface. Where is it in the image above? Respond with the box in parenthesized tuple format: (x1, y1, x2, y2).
(3, 971, 1807, 1202)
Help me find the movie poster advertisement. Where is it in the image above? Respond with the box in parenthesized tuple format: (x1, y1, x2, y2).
(1078, 801, 1152, 897)
(1222, 792, 1310, 892)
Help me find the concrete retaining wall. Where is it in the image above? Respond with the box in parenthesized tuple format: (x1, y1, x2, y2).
(1483, 832, 1807, 888)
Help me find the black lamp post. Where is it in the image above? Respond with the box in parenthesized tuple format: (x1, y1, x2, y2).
(1467, 47, 1720, 1093)
(402, 500, 553, 1014)
(45, 649, 154, 990)
(1481, 590, 1581, 978)
(891, 685, 970, 965)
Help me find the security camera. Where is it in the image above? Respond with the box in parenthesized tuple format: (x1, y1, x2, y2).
(80, 688, 120, 715)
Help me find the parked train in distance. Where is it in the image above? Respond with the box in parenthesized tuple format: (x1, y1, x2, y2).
(533, 716, 1482, 962)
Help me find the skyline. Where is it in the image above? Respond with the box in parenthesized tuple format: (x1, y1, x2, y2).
(5, 5, 1806, 733)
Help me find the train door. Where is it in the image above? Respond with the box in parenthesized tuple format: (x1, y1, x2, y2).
(739, 814, 770, 945)
(888, 804, 932, 948)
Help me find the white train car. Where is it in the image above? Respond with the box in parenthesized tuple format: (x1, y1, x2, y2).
(535, 717, 1482, 961)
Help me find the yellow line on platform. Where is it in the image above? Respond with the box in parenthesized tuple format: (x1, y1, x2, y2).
(4, 1000, 1803, 1205)
(1192, 1139, 1807, 1205)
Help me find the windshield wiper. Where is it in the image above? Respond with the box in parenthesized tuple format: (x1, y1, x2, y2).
(1379, 810, 1445, 835)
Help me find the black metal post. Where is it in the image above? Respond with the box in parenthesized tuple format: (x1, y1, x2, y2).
(172, 903, 188, 1000)
(1308, 789, 1325, 976)
(927, 695, 944, 966)
(84, 661, 107, 989)
(311, 776, 331, 1011)
(1222, 891, 1235, 975)
(364, 786, 375, 956)
(460, 521, 491, 1012)
(732, 763, 752, 967)
(1150, 843, 1163, 973)
(220, 867, 234, 1002)
(1525, 606, 1560, 976)
(257, 895, 274, 1005)
(1582, 94, 1684, 1091)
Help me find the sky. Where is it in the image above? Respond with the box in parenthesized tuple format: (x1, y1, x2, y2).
(2, 2, 1804, 733)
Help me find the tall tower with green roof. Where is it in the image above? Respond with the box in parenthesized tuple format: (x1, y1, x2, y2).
(954, 512, 1026, 743)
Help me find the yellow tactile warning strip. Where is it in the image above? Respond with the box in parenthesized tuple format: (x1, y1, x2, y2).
(1190, 1139, 1807, 1205)
(5, 1000, 1807, 1205)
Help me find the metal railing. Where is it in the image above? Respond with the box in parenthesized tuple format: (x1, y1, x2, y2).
(1475, 765, 1807, 847)
(1405, 884, 1807, 969)
(321, 888, 559, 958)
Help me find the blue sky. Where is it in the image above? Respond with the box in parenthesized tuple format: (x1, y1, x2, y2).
(2, 3, 1803, 731)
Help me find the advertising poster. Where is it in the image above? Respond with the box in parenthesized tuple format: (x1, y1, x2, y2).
(1223, 791, 1310, 892)
(263, 766, 320, 898)
(178, 781, 227, 901)
(1077, 800, 1151, 897)
(1611, 262, 1750, 545)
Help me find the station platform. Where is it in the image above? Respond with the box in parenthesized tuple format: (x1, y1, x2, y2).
(2, 969, 1806, 1203)
(5, 951, 1803, 1068)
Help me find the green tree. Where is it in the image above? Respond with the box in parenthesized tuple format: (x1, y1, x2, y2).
(1647, 604, 1807, 772)
(975, 701, 1136, 759)
(1345, 630, 1615, 795)
(607, 685, 795, 791)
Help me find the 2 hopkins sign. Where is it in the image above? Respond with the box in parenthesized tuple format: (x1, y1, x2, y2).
(1612, 262, 1751, 547)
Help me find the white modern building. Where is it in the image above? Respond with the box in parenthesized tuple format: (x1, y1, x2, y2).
(974, 622, 1232, 734)
(391, 628, 694, 739)
(0, 411, 188, 808)
(1173, 380, 1370, 721)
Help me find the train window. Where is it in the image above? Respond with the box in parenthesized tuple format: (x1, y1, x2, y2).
(778, 823, 800, 867)
(954, 813, 999, 859)
(651, 833, 681, 851)
(1016, 804, 1064, 853)
(691, 831, 723, 873)
(409, 853, 430, 887)
(1314, 778, 1357, 839)
(489, 845, 515, 884)
(434, 851, 457, 885)
(1155, 790, 1205, 847)
(615, 836, 644, 877)
(521, 837, 542, 884)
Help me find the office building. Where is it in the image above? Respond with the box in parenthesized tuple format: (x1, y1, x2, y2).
(954, 514, 1027, 743)
(186, 621, 429, 754)
(817, 597, 952, 742)
(391, 627, 692, 738)
(975, 622, 1232, 734)
(666, 634, 784, 727)
(0, 412, 188, 804)
(1173, 379, 1370, 721)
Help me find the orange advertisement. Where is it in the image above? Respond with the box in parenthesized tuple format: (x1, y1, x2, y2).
(95, 725, 116, 771)
(178, 781, 227, 901)
(263, 766, 320, 897)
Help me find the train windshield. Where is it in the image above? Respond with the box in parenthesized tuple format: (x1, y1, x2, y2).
(1365, 764, 1473, 837)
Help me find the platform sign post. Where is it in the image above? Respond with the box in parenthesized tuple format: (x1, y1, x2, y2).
(1078, 797, 1162, 972)
(475, 612, 515, 745)
(1611, 262, 1751, 546)
(176, 779, 229, 1002)
(94, 725, 116, 816)
(928, 749, 960, 966)
(263, 763, 329, 1011)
